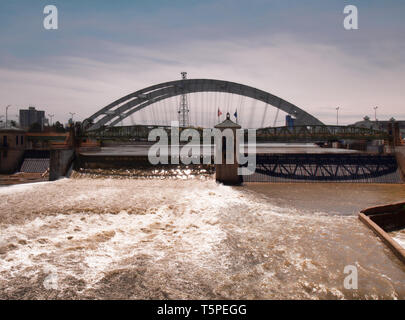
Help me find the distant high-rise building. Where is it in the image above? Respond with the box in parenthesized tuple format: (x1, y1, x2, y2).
(19, 107, 45, 129)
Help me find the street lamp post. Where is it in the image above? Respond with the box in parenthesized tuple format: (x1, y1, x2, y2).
(373, 106, 378, 122)
(336, 107, 340, 126)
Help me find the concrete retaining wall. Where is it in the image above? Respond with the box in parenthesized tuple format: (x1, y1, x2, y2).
(359, 202, 405, 264)
(49, 149, 75, 181)
(0, 149, 25, 174)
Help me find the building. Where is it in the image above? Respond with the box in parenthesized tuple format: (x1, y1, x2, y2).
(26, 132, 68, 150)
(0, 127, 26, 173)
(19, 106, 46, 129)
(351, 119, 405, 138)
(285, 115, 295, 128)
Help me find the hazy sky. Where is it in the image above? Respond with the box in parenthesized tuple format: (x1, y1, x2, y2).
(0, 0, 404, 125)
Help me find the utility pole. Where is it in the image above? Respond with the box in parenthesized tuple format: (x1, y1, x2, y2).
(48, 114, 54, 126)
(336, 107, 340, 126)
(178, 72, 190, 127)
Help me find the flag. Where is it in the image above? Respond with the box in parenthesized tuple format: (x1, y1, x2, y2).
(234, 110, 238, 119)
(218, 109, 222, 117)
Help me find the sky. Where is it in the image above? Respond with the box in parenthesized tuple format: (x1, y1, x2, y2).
(0, 0, 404, 126)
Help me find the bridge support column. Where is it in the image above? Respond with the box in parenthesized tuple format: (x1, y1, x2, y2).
(49, 148, 75, 181)
(214, 113, 242, 185)
(49, 125, 77, 181)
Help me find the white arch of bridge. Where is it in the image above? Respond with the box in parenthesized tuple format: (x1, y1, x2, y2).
(83, 79, 324, 131)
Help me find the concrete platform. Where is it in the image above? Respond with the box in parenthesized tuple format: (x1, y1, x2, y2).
(359, 202, 405, 264)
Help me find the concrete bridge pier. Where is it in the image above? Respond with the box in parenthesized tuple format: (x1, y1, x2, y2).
(49, 148, 75, 181)
(49, 125, 77, 181)
(214, 113, 242, 185)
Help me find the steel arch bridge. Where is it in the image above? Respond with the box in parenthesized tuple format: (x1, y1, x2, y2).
(83, 78, 324, 131)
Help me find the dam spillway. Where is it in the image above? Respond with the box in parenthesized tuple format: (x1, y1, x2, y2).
(74, 143, 403, 183)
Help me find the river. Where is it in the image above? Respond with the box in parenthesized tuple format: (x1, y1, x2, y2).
(0, 174, 404, 299)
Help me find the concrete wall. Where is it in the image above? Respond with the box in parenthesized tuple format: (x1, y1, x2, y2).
(49, 149, 75, 181)
(0, 130, 26, 174)
(360, 202, 405, 263)
(0, 149, 25, 173)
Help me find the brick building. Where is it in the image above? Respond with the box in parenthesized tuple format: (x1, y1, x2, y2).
(0, 127, 26, 173)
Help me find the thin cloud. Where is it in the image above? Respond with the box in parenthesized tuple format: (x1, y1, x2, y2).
(0, 35, 404, 125)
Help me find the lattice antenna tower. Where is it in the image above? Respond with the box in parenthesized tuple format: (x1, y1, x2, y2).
(178, 72, 190, 127)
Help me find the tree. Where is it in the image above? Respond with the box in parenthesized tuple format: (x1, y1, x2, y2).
(363, 115, 370, 121)
(28, 122, 42, 132)
(53, 121, 66, 133)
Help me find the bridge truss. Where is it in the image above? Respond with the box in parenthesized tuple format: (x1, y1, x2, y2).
(243, 154, 400, 182)
(256, 125, 388, 142)
(84, 124, 388, 142)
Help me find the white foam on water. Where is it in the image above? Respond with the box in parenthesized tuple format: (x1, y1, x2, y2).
(1, 177, 405, 299)
(0, 179, 244, 288)
(0, 180, 55, 195)
(392, 232, 405, 250)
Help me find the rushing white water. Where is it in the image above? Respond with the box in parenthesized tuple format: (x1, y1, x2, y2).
(0, 176, 405, 299)
(391, 230, 405, 250)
